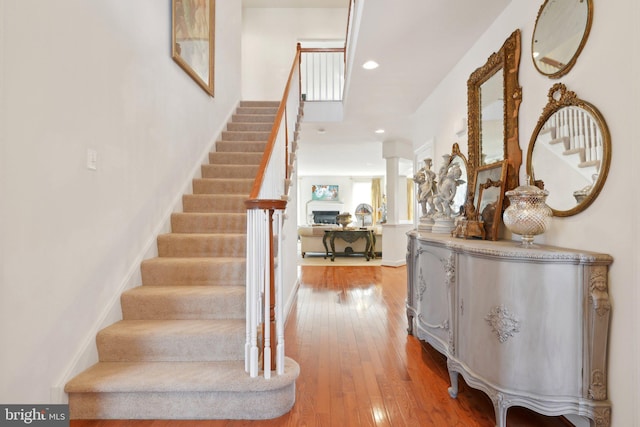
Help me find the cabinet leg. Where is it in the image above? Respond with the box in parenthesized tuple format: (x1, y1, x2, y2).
(492, 395, 508, 427)
(406, 312, 414, 334)
(447, 369, 459, 398)
(590, 406, 611, 427)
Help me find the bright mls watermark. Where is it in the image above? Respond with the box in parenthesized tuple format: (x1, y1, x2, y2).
(0, 405, 68, 427)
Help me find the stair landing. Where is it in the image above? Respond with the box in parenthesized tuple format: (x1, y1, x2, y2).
(65, 359, 299, 419)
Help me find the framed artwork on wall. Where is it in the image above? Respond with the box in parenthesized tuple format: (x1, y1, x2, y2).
(311, 185, 339, 201)
(172, 0, 215, 96)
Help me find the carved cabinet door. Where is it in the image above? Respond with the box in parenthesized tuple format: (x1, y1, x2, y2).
(455, 254, 583, 397)
(413, 242, 456, 356)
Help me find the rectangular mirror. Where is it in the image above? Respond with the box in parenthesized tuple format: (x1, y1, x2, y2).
(172, 0, 215, 96)
(479, 69, 504, 165)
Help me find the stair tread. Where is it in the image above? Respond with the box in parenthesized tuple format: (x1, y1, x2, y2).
(563, 148, 584, 155)
(240, 100, 280, 106)
(121, 285, 245, 320)
(100, 319, 245, 337)
(140, 257, 246, 287)
(215, 141, 268, 146)
(209, 151, 264, 155)
(159, 232, 246, 238)
(172, 212, 246, 217)
(65, 358, 300, 393)
(222, 131, 270, 135)
(170, 212, 246, 234)
(195, 178, 253, 182)
(579, 160, 600, 168)
(142, 257, 245, 265)
(217, 146, 269, 151)
(96, 319, 246, 361)
(125, 285, 245, 296)
(157, 233, 246, 257)
(183, 194, 248, 202)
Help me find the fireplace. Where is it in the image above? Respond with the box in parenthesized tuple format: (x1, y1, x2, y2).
(312, 210, 339, 224)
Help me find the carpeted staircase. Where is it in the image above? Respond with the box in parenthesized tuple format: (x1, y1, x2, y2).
(65, 101, 300, 420)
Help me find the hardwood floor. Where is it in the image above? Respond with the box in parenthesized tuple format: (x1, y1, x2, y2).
(72, 265, 570, 427)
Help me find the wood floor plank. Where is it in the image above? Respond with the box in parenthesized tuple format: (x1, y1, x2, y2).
(71, 265, 570, 427)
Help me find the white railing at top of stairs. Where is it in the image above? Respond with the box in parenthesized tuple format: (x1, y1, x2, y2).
(244, 44, 301, 379)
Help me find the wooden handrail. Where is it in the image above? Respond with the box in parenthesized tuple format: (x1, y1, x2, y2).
(248, 44, 302, 200)
(244, 44, 301, 377)
(244, 199, 287, 211)
(299, 47, 345, 54)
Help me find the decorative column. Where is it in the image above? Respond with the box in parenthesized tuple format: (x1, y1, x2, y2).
(385, 156, 400, 224)
(381, 139, 414, 266)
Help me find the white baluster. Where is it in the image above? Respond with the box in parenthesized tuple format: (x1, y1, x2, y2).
(275, 211, 285, 375)
(263, 216, 271, 379)
(582, 110, 591, 162)
(591, 120, 600, 167)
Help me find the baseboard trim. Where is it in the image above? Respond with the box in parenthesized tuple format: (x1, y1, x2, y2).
(381, 258, 406, 267)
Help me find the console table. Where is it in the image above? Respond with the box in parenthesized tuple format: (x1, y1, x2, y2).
(323, 229, 376, 261)
(406, 231, 612, 427)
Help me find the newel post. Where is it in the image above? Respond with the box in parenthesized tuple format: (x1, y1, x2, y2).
(245, 199, 287, 376)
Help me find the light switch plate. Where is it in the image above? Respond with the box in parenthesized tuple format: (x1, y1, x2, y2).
(87, 149, 97, 170)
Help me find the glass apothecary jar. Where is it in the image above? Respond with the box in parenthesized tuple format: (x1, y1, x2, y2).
(503, 183, 552, 246)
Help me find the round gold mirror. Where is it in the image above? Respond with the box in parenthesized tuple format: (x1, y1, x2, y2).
(532, 0, 592, 79)
(526, 83, 610, 217)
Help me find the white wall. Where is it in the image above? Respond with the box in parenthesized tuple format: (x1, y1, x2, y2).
(411, 0, 640, 425)
(0, 0, 242, 403)
(241, 7, 348, 100)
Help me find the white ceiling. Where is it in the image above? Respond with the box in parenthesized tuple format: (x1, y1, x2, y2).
(243, 0, 513, 177)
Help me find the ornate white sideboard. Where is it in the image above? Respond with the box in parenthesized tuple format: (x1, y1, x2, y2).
(406, 231, 612, 427)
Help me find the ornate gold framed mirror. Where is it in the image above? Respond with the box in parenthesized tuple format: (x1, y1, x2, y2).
(467, 29, 522, 223)
(526, 83, 611, 217)
(172, 0, 215, 96)
(532, 0, 592, 79)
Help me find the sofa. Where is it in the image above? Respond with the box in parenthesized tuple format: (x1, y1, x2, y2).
(298, 225, 383, 258)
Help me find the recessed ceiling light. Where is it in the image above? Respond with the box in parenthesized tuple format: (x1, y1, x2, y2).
(375, 129, 385, 134)
(362, 60, 379, 70)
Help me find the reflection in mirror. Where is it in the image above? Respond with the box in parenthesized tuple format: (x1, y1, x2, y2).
(480, 69, 505, 165)
(527, 84, 610, 217)
(531, 107, 601, 211)
(532, 0, 592, 78)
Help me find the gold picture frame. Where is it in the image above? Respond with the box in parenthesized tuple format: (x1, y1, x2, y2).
(475, 160, 508, 241)
(172, 0, 215, 96)
(459, 160, 507, 241)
